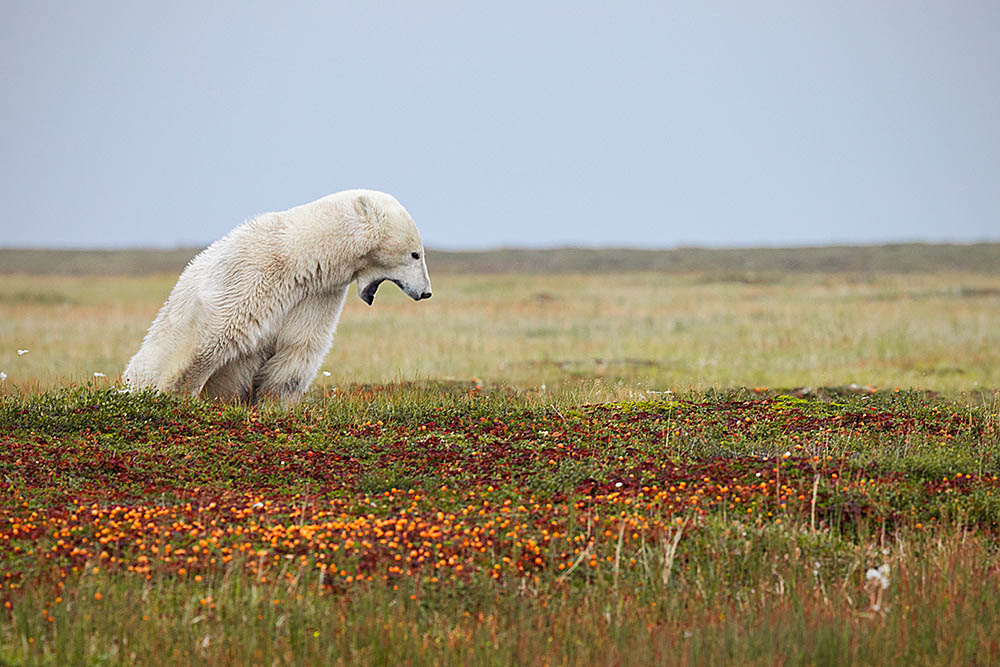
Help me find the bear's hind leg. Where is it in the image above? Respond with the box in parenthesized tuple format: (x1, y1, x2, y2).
(251, 344, 323, 406)
(169, 348, 225, 398)
(202, 349, 271, 403)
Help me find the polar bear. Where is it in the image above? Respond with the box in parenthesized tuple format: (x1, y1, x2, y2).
(123, 189, 431, 405)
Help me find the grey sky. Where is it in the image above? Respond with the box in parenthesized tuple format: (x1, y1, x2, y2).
(1, 1, 998, 249)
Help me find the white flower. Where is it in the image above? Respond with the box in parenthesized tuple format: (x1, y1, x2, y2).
(17, 349, 28, 356)
(865, 564, 890, 590)
(322, 371, 331, 377)
(252, 502, 264, 509)
(93, 372, 106, 378)
(0, 371, 6, 381)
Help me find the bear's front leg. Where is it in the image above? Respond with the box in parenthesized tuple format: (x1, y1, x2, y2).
(250, 288, 347, 405)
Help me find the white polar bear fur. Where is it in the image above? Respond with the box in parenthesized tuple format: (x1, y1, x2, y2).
(123, 189, 432, 405)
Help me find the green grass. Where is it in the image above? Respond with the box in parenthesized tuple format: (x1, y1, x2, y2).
(5, 529, 998, 665)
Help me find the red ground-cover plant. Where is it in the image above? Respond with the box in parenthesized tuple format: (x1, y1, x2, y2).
(2, 388, 998, 611)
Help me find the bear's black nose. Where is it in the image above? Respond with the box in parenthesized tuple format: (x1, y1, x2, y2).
(420, 291, 432, 300)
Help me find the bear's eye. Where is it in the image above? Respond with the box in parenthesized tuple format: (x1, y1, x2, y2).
(411, 252, 421, 260)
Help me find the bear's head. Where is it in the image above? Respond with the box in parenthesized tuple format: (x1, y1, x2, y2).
(352, 192, 432, 306)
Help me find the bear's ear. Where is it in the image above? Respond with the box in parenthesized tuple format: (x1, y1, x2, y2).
(354, 195, 377, 224)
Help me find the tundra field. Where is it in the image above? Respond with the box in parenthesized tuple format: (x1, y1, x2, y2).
(2, 245, 1000, 665)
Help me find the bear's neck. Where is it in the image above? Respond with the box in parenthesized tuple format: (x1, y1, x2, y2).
(276, 203, 370, 290)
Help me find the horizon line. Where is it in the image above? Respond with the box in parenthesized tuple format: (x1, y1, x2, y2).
(2, 239, 1000, 254)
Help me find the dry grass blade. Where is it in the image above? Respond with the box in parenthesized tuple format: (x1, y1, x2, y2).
(661, 517, 688, 588)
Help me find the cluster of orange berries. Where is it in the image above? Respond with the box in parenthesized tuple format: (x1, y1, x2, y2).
(2, 461, 841, 599)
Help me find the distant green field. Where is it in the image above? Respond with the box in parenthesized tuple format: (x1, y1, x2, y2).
(1, 269, 1000, 396)
(1, 243, 999, 396)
